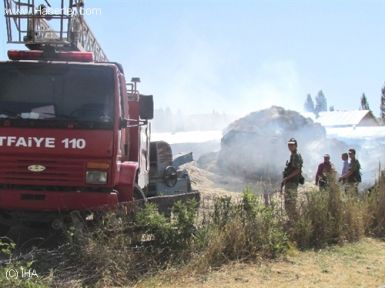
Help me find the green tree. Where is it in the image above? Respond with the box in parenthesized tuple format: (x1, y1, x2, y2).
(304, 94, 315, 112)
(381, 84, 385, 124)
(315, 90, 327, 113)
(360, 93, 370, 110)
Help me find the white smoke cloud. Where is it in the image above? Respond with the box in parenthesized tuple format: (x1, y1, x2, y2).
(150, 34, 228, 114)
(238, 60, 302, 114)
(149, 31, 303, 116)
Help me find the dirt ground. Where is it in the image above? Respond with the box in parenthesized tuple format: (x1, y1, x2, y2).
(184, 162, 317, 197)
(184, 163, 243, 198)
(183, 162, 318, 214)
(137, 238, 385, 288)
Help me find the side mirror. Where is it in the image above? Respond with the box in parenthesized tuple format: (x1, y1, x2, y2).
(139, 95, 154, 120)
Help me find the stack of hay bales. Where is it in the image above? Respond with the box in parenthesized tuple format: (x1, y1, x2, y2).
(215, 106, 347, 183)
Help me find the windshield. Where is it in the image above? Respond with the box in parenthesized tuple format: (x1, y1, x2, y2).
(0, 63, 115, 129)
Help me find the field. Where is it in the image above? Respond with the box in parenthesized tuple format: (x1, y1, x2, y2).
(138, 238, 385, 288)
(1, 163, 385, 287)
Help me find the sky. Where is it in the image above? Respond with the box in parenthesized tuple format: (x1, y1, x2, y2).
(1, 0, 385, 116)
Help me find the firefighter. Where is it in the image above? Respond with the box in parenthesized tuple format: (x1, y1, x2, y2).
(282, 138, 303, 222)
(339, 148, 361, 196)
(315, 154, 334, 190)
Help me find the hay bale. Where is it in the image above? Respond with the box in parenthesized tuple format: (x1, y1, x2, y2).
(216, 106, 347, 182)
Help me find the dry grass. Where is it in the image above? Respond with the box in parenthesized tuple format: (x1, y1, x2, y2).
(366, 171, 385, 237)
(133, 172, 385, 288)
(4, 168, 385, 287)
(137, 238, 385, 288)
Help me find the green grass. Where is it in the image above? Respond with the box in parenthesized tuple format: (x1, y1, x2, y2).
(0, 237, 51, 288)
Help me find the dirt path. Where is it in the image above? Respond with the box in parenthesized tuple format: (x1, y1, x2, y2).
(138, 238, 385, 288)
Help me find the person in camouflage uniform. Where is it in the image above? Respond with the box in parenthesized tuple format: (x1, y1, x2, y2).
(282, 138, 303, 222)
(339, 148, 361, 196)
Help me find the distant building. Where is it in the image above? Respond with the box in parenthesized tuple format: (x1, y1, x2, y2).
(303, 110, 379, 128)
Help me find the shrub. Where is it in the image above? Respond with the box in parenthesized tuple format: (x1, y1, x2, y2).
(192, 189, 288, 271)
(366, 171, 385, 237)
(0, 237, 51, 288)
(134, 199, 199, 262)
(290, 174, 365, 249)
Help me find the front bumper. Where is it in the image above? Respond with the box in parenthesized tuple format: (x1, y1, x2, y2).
(0, 189, 118, 211)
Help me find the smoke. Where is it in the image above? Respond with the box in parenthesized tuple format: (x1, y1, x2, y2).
(238, 61, 303, 113)
(145, 30, 303, 116)
(214, 106, 384, 189)
(217, 106, 330, 183)
(326, 127, 385, 186)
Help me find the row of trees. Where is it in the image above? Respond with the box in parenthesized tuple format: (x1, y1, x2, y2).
(304, 90, 371, 114)
(304, 90, 329, 113)
(305, 84, 385, 124)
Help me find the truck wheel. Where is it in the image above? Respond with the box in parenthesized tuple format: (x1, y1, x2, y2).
(163, 166, 178, 187)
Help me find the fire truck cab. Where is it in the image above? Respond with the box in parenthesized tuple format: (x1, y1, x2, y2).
(0, 0, 198, 230)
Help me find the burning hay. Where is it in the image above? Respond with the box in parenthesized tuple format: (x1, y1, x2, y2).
(213, 106, 348, 183)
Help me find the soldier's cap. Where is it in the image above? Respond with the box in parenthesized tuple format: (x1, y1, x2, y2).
(288, 138, 297, 145)
(324, 154, 330, 158)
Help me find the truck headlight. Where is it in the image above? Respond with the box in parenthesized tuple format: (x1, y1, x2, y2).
(86, 171, 108, 185)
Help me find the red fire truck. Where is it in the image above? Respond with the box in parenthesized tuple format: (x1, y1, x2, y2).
(0, 0, 198, 231)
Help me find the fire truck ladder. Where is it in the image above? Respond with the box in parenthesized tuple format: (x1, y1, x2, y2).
(3, 0, 108, 62)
